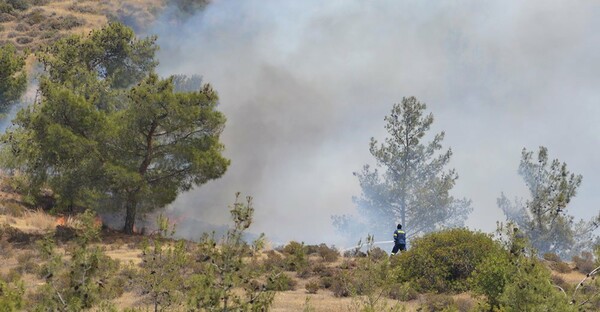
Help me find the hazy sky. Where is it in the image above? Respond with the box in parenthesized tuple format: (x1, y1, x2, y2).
(151, 0, 600, 244)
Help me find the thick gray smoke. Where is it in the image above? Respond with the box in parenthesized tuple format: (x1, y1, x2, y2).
(149, 1, 600, 244)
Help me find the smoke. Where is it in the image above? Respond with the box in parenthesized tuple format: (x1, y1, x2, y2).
(147, 1, 600, 244)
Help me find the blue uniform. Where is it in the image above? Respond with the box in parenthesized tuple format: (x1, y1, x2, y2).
(391, 229, 406, 255)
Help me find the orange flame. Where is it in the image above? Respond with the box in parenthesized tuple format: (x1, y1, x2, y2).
(56, 216, 66, 226)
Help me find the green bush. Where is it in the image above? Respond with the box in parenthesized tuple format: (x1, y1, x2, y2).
(315, 243, 339, 262)
(498, 255, 575, 312)
(0, 277, 24, 312)
(32, 210, 123, 311)
(282, 241, 308, 272)
(0, 3, 14, 14)
(470, 249, 512, 309)
(393, 228, 501, 292)
(263, 250, 286, 270)
(472, 226, 577, 311)
(330, 269, 353, 297)
(266, 271, 296, 291)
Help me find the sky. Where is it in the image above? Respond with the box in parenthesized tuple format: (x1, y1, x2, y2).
(149, 0, 600, 245)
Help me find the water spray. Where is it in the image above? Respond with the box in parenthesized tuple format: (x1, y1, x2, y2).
(339, 240, 394, 253)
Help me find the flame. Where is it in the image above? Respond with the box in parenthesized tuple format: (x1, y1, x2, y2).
(94, 216, 102, 228)
(56, 216, 66, 226)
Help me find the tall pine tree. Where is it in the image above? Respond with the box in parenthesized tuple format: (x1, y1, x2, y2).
(333, 97, 472, 241)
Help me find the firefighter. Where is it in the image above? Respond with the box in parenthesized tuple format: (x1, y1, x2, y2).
(391, 224, 406, 255)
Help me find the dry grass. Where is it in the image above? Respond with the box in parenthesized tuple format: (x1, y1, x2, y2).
(0, 0, 165, 51)
(23, 209, 55, 232)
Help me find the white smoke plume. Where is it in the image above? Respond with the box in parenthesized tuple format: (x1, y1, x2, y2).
(148, 1, 600, 244)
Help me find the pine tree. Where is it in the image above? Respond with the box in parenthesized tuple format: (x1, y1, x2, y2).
(499, 146, 599, 258)
(0, 43, 26, 114)
(5, 23, 229, 233)
(334, 97, 472, 240)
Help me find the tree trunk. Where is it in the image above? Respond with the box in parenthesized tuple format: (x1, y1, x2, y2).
(124, 195, 137, 234)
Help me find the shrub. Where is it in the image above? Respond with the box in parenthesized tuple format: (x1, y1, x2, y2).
(314, 243, 339, 262)
(551, 274, 571, 293)
(6, 0, 29, 11)
(23, 8, 45, 25)
(543, 252, 561, 262)
(39, 15, 84, 31)
(0, 277, 24, 311)
(0, 201, 25, 217)
(186, 195, 274, 311)
(419, 294, 457, 312)
(296, 265, 312, 279)
(366, 246, 387, 261)
(572, 251, 596, 274)
(498, 255, 576, 312)
(394, 228, 502, 292)
(0, 13, 16, 22)
(387, 282, 418, 301)
(282, 241, 308, 272)
(263, 250, 286, 271)
(14, 23, 28, 32)
(16, 250, 38, 274)
(0, 238, 13, 258)
(549, 260, 571, 273)
(32, 210, 123, 311)
(330, 270, 353, 297)
(0, 3, 14, 14)
(455, 297, 475, 312)
(311, 262, 334, 278)
(266, 272, 296, 291)
(470, 249, 512, 309)
(305, 279, 320, 294)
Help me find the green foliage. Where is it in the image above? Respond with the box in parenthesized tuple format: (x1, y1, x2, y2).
(499, 146, 599, 258)
(471, 225, 577, 311)
(469, 246, 512, 309)
(0, 276, 24, 312)
(393, 228, 500, 292)
(498, 255, 575, 312)
(282, 241, 309, 272)
(137, 215, 187, 311)
(33, 210, 123, 311)
(186, 193, 274, 311)
(333, 96, 472, 241)
(171, 74, 203, 93)
(266, 271, 297, 291)
(313, 243, 339, 262)
(6, 23, 229, 232)
(37, 22, 157, 89)
(0, 43, 26, 113)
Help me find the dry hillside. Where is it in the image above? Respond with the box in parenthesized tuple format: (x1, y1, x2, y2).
(0, 0, 164, 51)
(0, 174, 592, 311)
